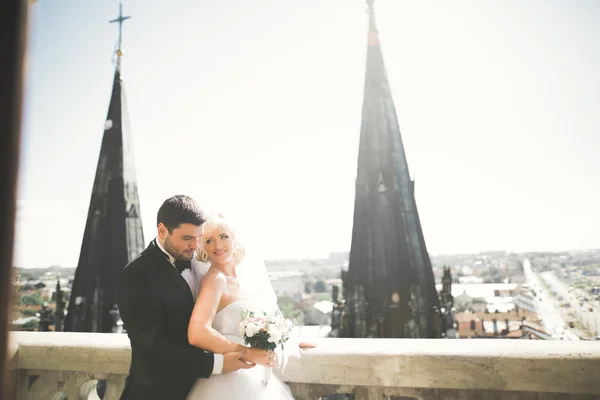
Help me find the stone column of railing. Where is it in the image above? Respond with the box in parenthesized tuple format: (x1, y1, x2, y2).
(9, 332, 128, 400)
(8, 332, 600, 400)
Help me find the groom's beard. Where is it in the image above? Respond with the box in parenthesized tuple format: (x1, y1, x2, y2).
(163, 236, 195, 261)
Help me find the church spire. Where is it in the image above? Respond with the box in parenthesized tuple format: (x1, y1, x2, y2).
(64, 3, 144, 333)
(339, 0, 441, 339)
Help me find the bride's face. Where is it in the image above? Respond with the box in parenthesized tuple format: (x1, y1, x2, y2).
(203, 225, 235, 264)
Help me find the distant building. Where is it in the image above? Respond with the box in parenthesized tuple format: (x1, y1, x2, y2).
(435, 283, 518, 299)
(270, 271, 305, 299)
(458, 276, 484, 284)
(514, 293, 537, 314)
(455, 309, 541, 339)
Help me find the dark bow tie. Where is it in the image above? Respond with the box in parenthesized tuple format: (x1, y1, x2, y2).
(174, 259, 191, 274)
(154, 240, 191, 274)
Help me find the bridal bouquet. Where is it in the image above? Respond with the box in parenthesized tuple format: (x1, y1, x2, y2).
(239, 309, 294, 387)
(239, 309, 294, 351)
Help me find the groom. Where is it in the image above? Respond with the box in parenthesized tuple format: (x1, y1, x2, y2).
(117, 195, 254, 400)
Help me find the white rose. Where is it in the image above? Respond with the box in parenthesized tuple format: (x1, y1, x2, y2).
(245, 322, 260, 338)
(267, 325, 282, 343)
(239, 322, 246, 335)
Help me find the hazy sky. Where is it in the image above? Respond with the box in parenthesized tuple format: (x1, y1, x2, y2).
(15, 0, 600, 268)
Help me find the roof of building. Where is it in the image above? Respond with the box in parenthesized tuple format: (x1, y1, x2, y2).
(455, 309, 540, 324)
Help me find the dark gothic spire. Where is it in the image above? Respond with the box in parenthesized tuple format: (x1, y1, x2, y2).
(54, 279, 65, 331)
(340, 0, 441, 338)
(64, 3, 144, 333)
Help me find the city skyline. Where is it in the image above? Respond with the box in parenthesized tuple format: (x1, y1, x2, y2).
(15, 0, 600, 268)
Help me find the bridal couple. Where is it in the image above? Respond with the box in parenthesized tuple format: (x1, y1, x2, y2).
(117, 195, 313, 399)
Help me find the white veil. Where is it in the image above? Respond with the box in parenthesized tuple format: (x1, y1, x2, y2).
(235, 248, 279, 313)
(236, 246, 301, 371)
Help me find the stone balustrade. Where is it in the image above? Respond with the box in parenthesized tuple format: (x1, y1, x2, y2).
(6, 332, 600, 400)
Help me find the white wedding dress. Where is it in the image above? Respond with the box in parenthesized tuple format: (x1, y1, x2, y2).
(186, 300, 295, 399)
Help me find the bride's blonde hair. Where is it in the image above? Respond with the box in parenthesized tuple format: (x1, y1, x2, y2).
(196, 215, 246, 265)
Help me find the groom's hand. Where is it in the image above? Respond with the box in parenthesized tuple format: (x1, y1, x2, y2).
(222, 350, 255, 373)
(242, 348, 276, 367)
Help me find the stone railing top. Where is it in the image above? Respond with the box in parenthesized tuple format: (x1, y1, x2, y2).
(9, 332, 600, 395)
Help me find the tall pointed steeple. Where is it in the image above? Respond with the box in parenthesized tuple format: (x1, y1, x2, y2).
(64, 3, 144, 333)
(340, 1, 441, 338)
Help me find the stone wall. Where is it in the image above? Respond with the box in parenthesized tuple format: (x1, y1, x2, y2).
(7, 332, 600, 400)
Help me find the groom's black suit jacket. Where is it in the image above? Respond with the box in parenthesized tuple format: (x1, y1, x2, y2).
(117, 241, 214, 400)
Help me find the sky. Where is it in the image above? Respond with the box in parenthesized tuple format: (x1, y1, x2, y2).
(15, 0, 600, 268)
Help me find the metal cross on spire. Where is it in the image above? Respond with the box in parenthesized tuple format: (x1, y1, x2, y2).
(110, 2, 131, 57)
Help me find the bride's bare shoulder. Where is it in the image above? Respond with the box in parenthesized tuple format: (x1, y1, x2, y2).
(200, 268, 227, 289)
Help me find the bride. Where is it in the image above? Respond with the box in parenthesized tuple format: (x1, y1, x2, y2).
(184, 216, 302, 399)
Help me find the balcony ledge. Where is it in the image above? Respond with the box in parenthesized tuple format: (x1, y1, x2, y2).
(7, 332, 600, 399)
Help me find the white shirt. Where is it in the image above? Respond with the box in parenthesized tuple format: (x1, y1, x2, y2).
(154, 238, 223, 375)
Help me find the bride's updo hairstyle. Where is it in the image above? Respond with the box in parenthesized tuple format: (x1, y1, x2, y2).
(196, 214, 246, 265)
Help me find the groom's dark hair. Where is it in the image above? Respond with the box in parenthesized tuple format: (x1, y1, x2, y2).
(157, 195, 206, 232)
